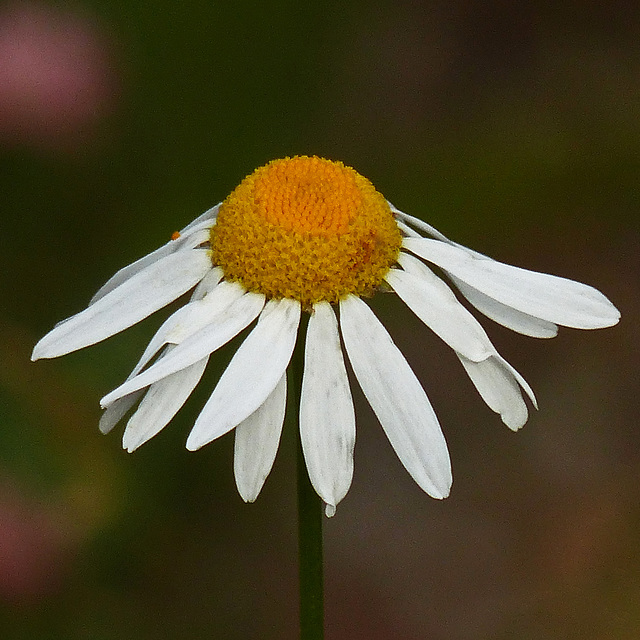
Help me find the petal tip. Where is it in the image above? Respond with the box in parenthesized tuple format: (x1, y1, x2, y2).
(431, 485, 451, 500)
(576, 300, 621, 329)
(98, 421, 113, 435)
(185, 433, 204, 452)
(428, 474, 452, 500)
(603, 305, 621, 327)
(122, 436, 140, 453)
(504, 417, 527, 432)
(31, 339, 51, 361)
(238, 490, 259, 504)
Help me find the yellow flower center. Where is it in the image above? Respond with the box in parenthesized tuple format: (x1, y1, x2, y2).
(210, 156, 402, 306)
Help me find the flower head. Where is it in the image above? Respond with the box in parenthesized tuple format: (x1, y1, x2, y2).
(212, 156, 402, 307)
(32, 156, 620, 516)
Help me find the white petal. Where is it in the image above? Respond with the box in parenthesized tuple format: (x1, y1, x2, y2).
(403, 237, 621, 329)
(458, 354, 531, 430)
(163, 280, 247, 344)
(89, 228, 210, 305)
(387, 254, 494, 362)
(101, 289, 230, 434)
(339, 295, 452, 499)
(32, 249, 212, 360)
(121, 279, 247, 386)
(395, 219, 421, 239)
(325, 504, 337, 518)
(186, 298, 301, 451)
(451, 276, 558, 338)
(180, 203, 220, 233)
(190, 266, 224, 301)
(234, 375, 287, 503)
(300, 302, 355, 510)
(99, 391, 142, 434)
(391, 214, 558, 338)
(101, 291, 266, 406)
(390, 205, 451, 243)
(122, 354, 209, 452)
(394, 209, 492, 261)
(495, 352, 537, 409)
(89, 205, 219, 304)
(394, 212, 560, 338)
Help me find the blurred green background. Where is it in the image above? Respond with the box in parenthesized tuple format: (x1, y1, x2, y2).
(1, 1, 638, 638)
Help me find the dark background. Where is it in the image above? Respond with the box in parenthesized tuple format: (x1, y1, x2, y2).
(1, 1, 638, 638)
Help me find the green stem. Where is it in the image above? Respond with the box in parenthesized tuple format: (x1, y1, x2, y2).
(289, 314, 324, 640)
(297, 430, 324, 639)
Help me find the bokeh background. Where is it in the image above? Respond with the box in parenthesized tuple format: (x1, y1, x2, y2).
(1, 1, 638, 638)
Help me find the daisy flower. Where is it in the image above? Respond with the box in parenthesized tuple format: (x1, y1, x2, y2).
(32, 156, 620, 516)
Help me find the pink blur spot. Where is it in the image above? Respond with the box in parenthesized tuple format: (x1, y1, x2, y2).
(0, 483, 69, 602)
(0, 1, 119, 151)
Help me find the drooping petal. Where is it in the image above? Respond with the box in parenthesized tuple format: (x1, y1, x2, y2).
(97, 280, 225, 436)
(32, 249, 212, 360)
(100, 291, 266, 406)
(403, 237, 621, 329)
(186, 298, 301, 451)
(395, 219, 420, 239)
(190, 266, 224, 301)
(88, 229, 211, 305)
(122, 354, 209, 452)
(494, 352, 537, 409)
(300, 302, 355, 512)
(387, 253, 494, 362)
(99, 391, 142, 434)
(390, 206, 451, 243)
(121, 279, 246, 384)
(164, 281, 247, 345)
(234, 375, 287, 503)
(451, 276, 558, 338)
(89, 205, 219, 304)
(435, 297, 538, 417)
(395, 211, 560, 337)
(179, 204, 219, 233)
(339, 295, 452, 499)
(100, 279, 233, 434)
(458, 354, 531, 430)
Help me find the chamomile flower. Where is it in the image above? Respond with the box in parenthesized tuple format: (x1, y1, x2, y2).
(32, 156, 620, 515)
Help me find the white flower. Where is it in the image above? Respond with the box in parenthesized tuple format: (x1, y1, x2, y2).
(32, 156, 620, 516)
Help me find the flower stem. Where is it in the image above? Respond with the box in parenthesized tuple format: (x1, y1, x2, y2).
(297, 430, 324, 639)
(289, 313, 324, 640)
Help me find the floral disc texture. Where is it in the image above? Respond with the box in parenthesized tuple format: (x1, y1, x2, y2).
(211, 155, 402, 306)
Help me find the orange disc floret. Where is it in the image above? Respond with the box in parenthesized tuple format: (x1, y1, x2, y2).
(210, 156, 402, 306)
